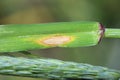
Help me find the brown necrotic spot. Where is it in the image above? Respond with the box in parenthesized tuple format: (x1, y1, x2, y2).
(37, 35, 73, 46)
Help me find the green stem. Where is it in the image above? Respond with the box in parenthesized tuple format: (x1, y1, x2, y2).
(0, 56, 119, 79)
(105, 28, 120, 38)
(0, 21, 103, 52)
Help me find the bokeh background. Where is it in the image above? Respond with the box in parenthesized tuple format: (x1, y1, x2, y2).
(0, 0, 120, 80)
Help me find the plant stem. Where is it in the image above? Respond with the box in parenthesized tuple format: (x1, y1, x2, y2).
(105, 28, 120, 38)
(0, 21, 102, 52)
(0, 56, 119, 80)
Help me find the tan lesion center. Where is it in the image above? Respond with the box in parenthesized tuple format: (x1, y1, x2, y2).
(37, 35, 72, 46)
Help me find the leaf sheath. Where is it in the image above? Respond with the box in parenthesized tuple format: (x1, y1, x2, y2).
(0, 21, 104, 52)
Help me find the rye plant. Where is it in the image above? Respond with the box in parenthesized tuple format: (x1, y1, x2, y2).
(0, 21, 120, 80)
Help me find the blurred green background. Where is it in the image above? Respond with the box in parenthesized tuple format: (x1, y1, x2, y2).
(0, 0, 120, 80)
